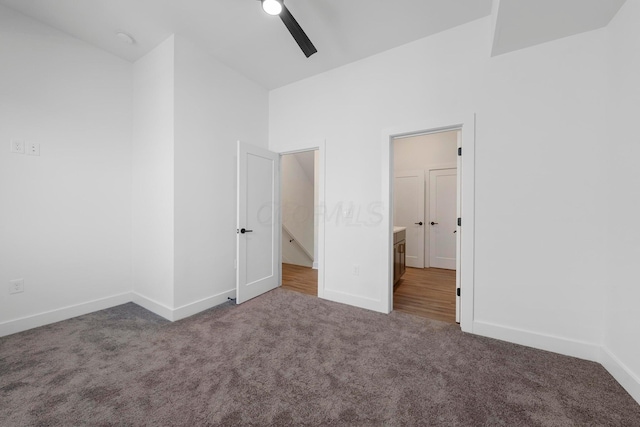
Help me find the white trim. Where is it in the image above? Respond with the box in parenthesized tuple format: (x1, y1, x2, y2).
(0, 289, 240, 336)
(0, 292, 132, 337)
(381, 114, 476, 333)
(600, 347, 640, 405)
(131, 292, 174, 321)
(323, 288, 384, 313)
(276, 139, 326, 299)
(473, 320, 601, 362)
(172, 288, 236, 321)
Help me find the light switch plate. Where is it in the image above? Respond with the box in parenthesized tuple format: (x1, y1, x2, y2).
(9, 279, 24, 294)
(10, 139, 25, 154)
(26, 142, 40, 156)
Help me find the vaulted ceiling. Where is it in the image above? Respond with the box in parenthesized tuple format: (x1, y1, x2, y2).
(0, 0, 626, 89)
(492, 0, 626, 56)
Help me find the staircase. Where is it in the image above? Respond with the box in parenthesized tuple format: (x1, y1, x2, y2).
(282, 225, 313, 267)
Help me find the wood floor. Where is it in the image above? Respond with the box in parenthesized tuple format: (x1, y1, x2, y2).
(282, 263, 317, 296)
(282, 263, 455, 324)
(393, 267, 457, 324)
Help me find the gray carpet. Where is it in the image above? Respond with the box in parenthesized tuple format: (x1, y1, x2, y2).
(1, 289, 639, 426)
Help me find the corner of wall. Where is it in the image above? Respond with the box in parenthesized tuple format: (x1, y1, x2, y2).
(600, 347, 640, 405)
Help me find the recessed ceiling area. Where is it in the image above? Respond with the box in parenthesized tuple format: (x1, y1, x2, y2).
(492, 0, 626, 56)
(0, 0, 628, 88)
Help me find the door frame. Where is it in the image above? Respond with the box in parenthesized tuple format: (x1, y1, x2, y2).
(277, 140, 326, 298)
(381, 115, 475, 333)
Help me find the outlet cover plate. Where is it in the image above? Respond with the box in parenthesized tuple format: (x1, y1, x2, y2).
(352, 264, 360, 276)
(26, 142, 40, 156)
(9, 279, 24, 294)
(10, 139, 25, 154)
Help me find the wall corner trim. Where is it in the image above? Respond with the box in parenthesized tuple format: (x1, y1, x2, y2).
(131, 292, 174, 321)
(131, 290, 237, 322)
(172, 289, 236, 321)
(600, 347, 640, 405)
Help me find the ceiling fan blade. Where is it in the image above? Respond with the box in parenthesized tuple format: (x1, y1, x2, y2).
(279, 4, 317, 58)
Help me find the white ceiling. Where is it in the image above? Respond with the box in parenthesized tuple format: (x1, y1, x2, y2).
(0, 0, 493, 89)
(1, 0, 627, 88)
(492, 0, 626, 56)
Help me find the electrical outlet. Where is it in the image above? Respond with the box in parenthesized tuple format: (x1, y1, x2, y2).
(9, 279, 24, 294)
(10, 139, 25, 154)
(352, 264, 360, 276)
(26, 142, 40, 156)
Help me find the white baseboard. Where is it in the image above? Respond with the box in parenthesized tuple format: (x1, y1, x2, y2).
(472, 320, 601, 362)
(322, 288, 386, 313)
(0, 292, 132, 338)
(313, 262, 319, 270)
(173, 289, 236, 321)
(130, 292, 174, 321)
(1, 289, 238, 337)
(131, 290, 237, 322)
(600, 347, 640, 405)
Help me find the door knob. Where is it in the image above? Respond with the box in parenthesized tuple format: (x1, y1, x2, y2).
(415, 222, 423, 226)
(430, 221, 438, 225)
(240, 228, 253, 234)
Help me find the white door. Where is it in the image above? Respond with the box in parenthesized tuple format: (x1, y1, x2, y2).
(429, 168, 456, 270)
(236, 141, 280, 304)
(394, 170, 425, 268)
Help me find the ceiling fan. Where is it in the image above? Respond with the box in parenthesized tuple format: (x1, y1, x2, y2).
(259, 0, 317, 58)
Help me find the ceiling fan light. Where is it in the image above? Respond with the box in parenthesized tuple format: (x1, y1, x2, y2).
(262, 0, 283, 16)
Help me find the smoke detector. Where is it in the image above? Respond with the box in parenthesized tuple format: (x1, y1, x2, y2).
(116, 32, 136, 45)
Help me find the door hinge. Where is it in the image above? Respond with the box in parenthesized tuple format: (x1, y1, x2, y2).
(457, 217, 461, 226)
(457, 288, 461, 297)
(458, 147, 462, 156)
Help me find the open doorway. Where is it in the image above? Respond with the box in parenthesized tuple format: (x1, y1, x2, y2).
(280, 150, 319, 296)
(392, 130, 459, 323)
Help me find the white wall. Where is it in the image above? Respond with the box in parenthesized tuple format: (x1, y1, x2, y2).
(474, 29, 608, 347)
(173, 35, 269, 310)
(394, 131, 458, 266)
(281, 151, 315, 267)
(0, 5, 133, 333)
(132, 36, 175, 312)
(270, 17, 608, 353)
(603, 0, 640, 403)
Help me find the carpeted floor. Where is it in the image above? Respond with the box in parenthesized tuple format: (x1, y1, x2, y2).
(1, 289, 639, 426)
